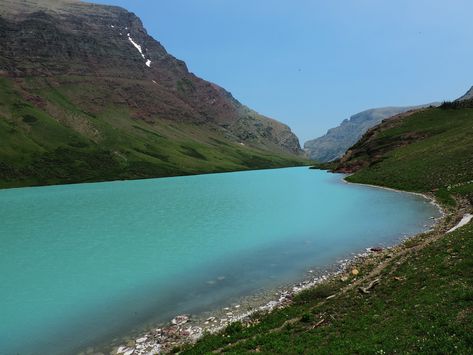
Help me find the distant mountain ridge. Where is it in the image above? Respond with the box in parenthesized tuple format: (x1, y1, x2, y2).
(0, 0, 305, 188)
(304, 104, 438, 162)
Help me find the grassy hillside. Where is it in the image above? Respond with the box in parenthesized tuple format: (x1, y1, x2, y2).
(335, 104, 473, 205)
(303, 104, 436, 163)
(0, 77, 308, 189)
(182, 104, 473, 354)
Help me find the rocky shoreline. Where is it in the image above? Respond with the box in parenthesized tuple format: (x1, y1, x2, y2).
(109, 264, 348, 355)
(108, 232, 443, 355)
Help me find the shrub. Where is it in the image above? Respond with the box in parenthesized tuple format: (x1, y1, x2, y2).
(294, 284, 336, 305)
(225, 321, 244, 336)
(22, 114, 38, 124)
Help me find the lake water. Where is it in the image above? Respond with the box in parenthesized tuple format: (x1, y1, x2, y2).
(0, 167, 440, 354)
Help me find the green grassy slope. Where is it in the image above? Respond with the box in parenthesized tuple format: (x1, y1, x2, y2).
(0, 77, 308, 188)
(182, 104, 473, 354)
(336, 105, 473, 205)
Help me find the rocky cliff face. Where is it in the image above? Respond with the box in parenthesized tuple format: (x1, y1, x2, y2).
(0, 0, 301, 153)
(304, 104, 438, 162)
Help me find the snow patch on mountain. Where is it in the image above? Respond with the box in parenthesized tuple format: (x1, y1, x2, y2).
(127, 33, 145, 59)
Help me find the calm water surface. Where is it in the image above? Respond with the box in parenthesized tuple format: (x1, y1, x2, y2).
(0, 168, 440, 354)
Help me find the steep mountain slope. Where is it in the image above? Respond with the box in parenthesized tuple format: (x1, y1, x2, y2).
(0, 0, 304, 188)
(304, 104, 437, 162)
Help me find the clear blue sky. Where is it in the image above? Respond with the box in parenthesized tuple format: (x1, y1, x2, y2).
(92, 0, 473, 143)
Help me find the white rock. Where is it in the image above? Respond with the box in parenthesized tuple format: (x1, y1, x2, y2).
(136, 336, 147, 343)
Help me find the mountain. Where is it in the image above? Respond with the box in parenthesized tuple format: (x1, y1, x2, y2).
(331, 99, 473, 202)
(0, 0, 304, 188)
(456, 86, 473, 101)
(304, 104, 438, 162)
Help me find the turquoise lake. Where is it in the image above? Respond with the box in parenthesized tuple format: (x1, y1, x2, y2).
(0, 167, 441, 354)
